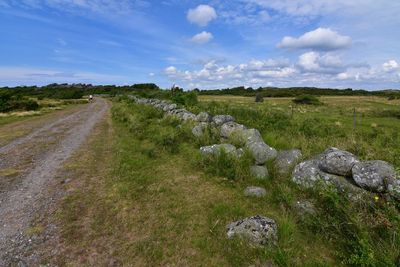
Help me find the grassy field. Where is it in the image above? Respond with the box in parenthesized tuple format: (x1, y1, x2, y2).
(53, 95, 400, 266)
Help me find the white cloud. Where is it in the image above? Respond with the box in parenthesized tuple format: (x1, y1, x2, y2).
(298, 51, 346, 74)
(383, 60, 399, 72)
(187, 5, 217, 27)
(278, 28, 351, 51)
(164, 66, 177, 75)
(190, 31, 213, 44)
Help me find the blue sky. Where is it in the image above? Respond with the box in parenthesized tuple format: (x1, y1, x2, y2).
(0, 0, 399, 90)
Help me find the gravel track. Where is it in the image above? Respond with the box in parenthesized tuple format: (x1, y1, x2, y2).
(0, 98, 109, 266)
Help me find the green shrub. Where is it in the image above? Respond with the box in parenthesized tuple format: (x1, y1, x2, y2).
(292, 95, 323, 105)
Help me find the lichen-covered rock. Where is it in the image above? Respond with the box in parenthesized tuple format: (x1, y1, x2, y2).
(163, 103, 177, 112)
(319, 147, 358, 176)
(250, 165, 269, 179)
(293, 200, 316, 217)
(200, 144, 237, 157)
(192, 123, 208, 138)
(220, 122, 247, 139)
(242, 128, 264, 143)
(244, 186, 267, 197)
(196, 112, 212, 122)
(226, 215, 278, 246)
(352, 160, 397, 193)
(275, 149, 302, 175)
(212, 115, 235, 126)
(181, 112, 196, 121)
(388, 179, 400, 200)
(246, 141, 277, 165)
(236, 148, 245, 158)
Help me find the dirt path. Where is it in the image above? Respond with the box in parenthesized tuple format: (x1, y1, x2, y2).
(0, 98, 109, 266)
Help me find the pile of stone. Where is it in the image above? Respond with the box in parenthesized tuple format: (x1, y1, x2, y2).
(129, 95, 400, 248)
(292, 147, 400, 199)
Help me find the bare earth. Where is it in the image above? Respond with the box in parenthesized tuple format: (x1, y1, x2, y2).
(0, 99, 109, 266)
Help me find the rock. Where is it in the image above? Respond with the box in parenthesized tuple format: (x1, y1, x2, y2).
(352, 160, 397, 193)
(212, 115, 235, 126)
(246, 141, 277, 165)
(275, 149, 302, 175)
(293, 159, 367, 197)
(244, 186, 266, 197)
(220, 122, 247, 139)
(293, 200, 316, 217)
(319, 147, 358, 176)
(242, 128, 264, 143)
(196, 112, 212, 122)
(250, 165, 269, 179)
(181, 112, 196, 121)
(226, 215, 278, 246)
(387, 179, 400, 200)
(236, 148, 245, 158)
(192, 123, 208, 138)
(163, 103, 177, 112)
(200, 144, 237, 157)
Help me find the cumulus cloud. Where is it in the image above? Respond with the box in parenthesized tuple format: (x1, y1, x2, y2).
(297, 52, 346, 74)
(164, 66, 178, 75)
(278, 28, 352, 51)
(190, 31, 213, 44)
(383, 60, 399, 72)
(187, 5, 217, 27)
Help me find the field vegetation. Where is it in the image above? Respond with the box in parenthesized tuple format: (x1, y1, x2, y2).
(56, 94, 400, 266)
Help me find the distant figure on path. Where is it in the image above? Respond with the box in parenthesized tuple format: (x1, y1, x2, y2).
(89, 95, 93, 102)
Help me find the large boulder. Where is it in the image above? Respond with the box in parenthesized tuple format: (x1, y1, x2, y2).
(200, 144, 237, 157)
(212, 115, 235, 126)
(275, 149, 302, 175)
(220, 122, 247, 139)
(227, 215, 278, 246)
(196, 112, 212, 122)
(319, 147, 358, 176)
(244, 186, 267, 197)
(246, 141, 277, 165)
(352, 160, 397, 193)
(250, 165, 269, 179)
(292, 160, 322, 188)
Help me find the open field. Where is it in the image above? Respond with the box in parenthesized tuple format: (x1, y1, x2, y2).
(0, 95, 399, 266)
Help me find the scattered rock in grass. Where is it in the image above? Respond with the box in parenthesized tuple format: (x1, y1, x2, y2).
(212, 115, 235, 126)
(163, 103, 177, 112)
(275, 149, 302, 175)
(352, 160, 397, 193)
(244, 186, 266, 197)
(293, 200, 316, 217)
(319, 147, 358, 176)
(196, 111, 212, 122)
(246, 141, 277, 165)
(200, 144, 237, 157)
(226, 215, 278, 246)
(387, 179, 400, 200)
(220, 122, 247, 139)
(236, 148, 245, 158)
(192, 123, 208, 138)
(250, 165, 269, 179)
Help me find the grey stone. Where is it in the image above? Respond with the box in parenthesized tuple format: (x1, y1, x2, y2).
(200, 144, 237, 157)
(250, 165, 269, 179)
(242, 128, 264, 143)
(246, 141, 277, 165)
(196, 112, 212, 122)
(275, 149, 302, 175)
(226, 215, 278, 246)
(388, 179, 400, 200)
(352, 160, 397, 193)
(192, 123, 208, 138)
(293, 200, 316, 217)
(163, 103, 177, 112)
(220, 122, 247, 139)
(236, 148, 245, 158)
(181, 112, 196, 121)
(212, 115, 235, 126)
(244, 186, 267, 197)
(319, 147, 358, 176)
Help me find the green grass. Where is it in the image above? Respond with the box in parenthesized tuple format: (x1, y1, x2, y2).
(56, 97, 400, 266)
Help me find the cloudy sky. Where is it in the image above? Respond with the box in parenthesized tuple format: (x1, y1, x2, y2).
(0, 0, 399, 90)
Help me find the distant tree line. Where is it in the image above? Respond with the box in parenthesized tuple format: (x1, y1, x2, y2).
(197, 86, 400, 98)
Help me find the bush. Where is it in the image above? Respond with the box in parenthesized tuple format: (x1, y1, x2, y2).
(0, 90, 39, 112)
(292, 95, 323, 105)
(255, 92, 264, 102)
